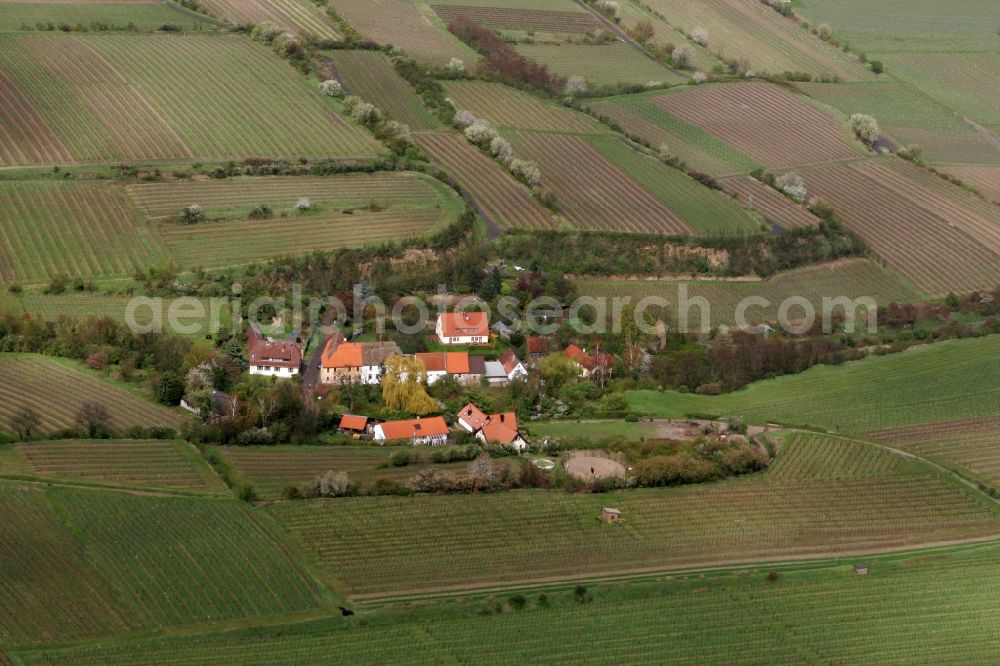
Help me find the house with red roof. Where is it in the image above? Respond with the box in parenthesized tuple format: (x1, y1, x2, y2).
(373, 417, 450, 446)
(320, 336, 400, 385)
(247, 326, 301, 378)
(564, 344, 614, 379)
(456, 403, 527, 452)
(435, 311, 490, 346)
(499, 349, 527, 381)
(337, 414, 372, 437)
(415, 351, 484, 386)
(526, 337, 550, 363)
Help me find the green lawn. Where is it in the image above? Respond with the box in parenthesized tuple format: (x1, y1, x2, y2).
(628, 334, 1000, 433)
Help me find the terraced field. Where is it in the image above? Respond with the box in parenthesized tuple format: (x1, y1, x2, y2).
(514, 42, 685, 87)
(798, 81, 1000, 166)
(326, 0, 472, 66)
(576, 258, 922, 329)
(805, 159, 1000, 294)
(0, 354, 189, 435)
(642, 0, 873, 81)
(414, 131, 555, 230)
(869, 416, 1000, 485)
(0, 180, 166, 285)
(588, 92, 761, 176)
(628, 334, 1000, 434)
(654, 82, 863, 169)
(431, 4, 604, 33)
(18, 543, 1000, 664)
(324, 50, 439, 130)
(0, 0, 211, 32)
(507, 132, 692, 234)
(269, 461, 1000, 595)
(0, 34, 379, 165)
(197, 0, 340, 39)
(216, 445, 505, 499)
(719, 176, 820, 230)
(5, 440, 225, 492)
(442, 80, 606, 133)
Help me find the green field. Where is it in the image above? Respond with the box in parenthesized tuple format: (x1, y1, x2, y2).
(0, 354, 189, 436)
(0, 33, 380, 166)
(588, 91, 762, 176)
(575, 258, 923, 329)
(797, 81, 1000, 165)
(870, 416, 1000, 486)
(324, 50, 439, 130)
(0, 1, 214, 32)
(514, 42, 686, 87)
(628, 334, 1000, 433)
(267, 445, 1000, 595)
(442, 80, 608, 133)
(0, 439, 226, 493)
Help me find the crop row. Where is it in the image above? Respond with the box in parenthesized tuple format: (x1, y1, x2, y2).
(198, 0, 340, 39)
(766, 433, 917, 481)
(325, 50, 439, 130)
(443, 80, 605, 133)
(431, 5, 603, 34)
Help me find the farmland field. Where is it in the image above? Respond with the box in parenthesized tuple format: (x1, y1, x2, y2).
(514, 42, 685, 87)
(588, 92, 761, 176)
(642, 0, 873, 81)
(442, 80, 606, 133)
(326, 0, 473, 66)
(2, 440, 225, 492)
(798, 81, 1000, 166)
(588, 136, 761, 236)
(766, 432, 922, 481)
(575, 258, 923, 329)
(215, 445, 513, 499)
(939, 166, 1000, 203)
(805, 159, 1000, 294)
(719, 175, 820, 230)
(196, 0, 340, 39)
(0, 354, 189, 435)
(654, 82, 864, 169)
(268, 448, 1000, 594)
(627, 334, 1000, 434)
(430, 4, 603, 34)
(414, 131, 555, 230)
(0, 1, 212, 32)
(869, 416, 1000, 486)
(0, 34, 379, 165)
(0, 179, 166, 285)
(507, 132, 693, 234)
(324, 50, 439, 130)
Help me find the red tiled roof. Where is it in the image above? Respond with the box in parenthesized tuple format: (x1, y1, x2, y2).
(526, 337, 550, 354)
(416, 351, 471, 374)
(322, 340, 363, 369)
(339, 414, 369, 431)
(564, 344, 613, 372)
(247, 328, 301, 369)
(378, 417, 450, 440)
(500, 349, 522, 375)
(438, 311, 489, 338)
(457, 404, 520, 445)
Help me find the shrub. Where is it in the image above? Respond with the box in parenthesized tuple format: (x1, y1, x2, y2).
(691, 27, 709, 46)
(510, 159, 542, 187)
(319, 79, 343, 98)
(490, 136, 515, 166)
(295, 197, 312, 211)
(464, 119, 498, 148)
(671, 44, 695, 69)
(658, 143, 671, 162)
(453, 109, 476, 128)
(350, 101, 379, 125)
(691, 71, 707, 84)
(849, 113, 880, 145)
(445, 57, 465, 74)
(182, 204, 203, 224)
(594, 0, 621, 19)
(776, 172, 807, 202)
(250, 21, 281, 44)
(869, 60, 884, 74)
(565, 75, 588, 95)
(897, 143, 924, 162)
(817, 23, 833, 41)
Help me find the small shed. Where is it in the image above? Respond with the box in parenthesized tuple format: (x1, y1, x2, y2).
(601, 507, 621, 524)
(853, 563, 869, 576)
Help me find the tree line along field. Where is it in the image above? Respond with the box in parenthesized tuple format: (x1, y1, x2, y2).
(719, 175, 821, 230)
(0, 173, 462, 285)
(587, 92, 763, 177)
(797, 81, 1000, 166)
(869, 416, 1000, 486)
(0, 481, 327, 649)
(267, 438, 1000, 596)
(414, 131, 556, 230)
(513, 42, 686, 88)
(0, 0, 214, 32)
(323, 50, 440, 131)
(441, 80, 608, 133)
(0, 439, 226, 493)
(15, 541, 1000, 664)
(0, 355, 189, 435)
(627, 334, 1000, 435)
(804, 159, 1000, 294)
(939, 166, 1000, 204)
(196, 0, 341, 40)
(653, 82, 865, 169)
(641, 0, 873, 82)
(0, 33, 380, 166)
(215, 445, 516, 499)
(574, 258, 924, 329)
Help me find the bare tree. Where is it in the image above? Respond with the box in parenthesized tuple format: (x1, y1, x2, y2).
(9, 406, 42, 441)
(257, 394, 277, 428)
(76, 402, 111, 438)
